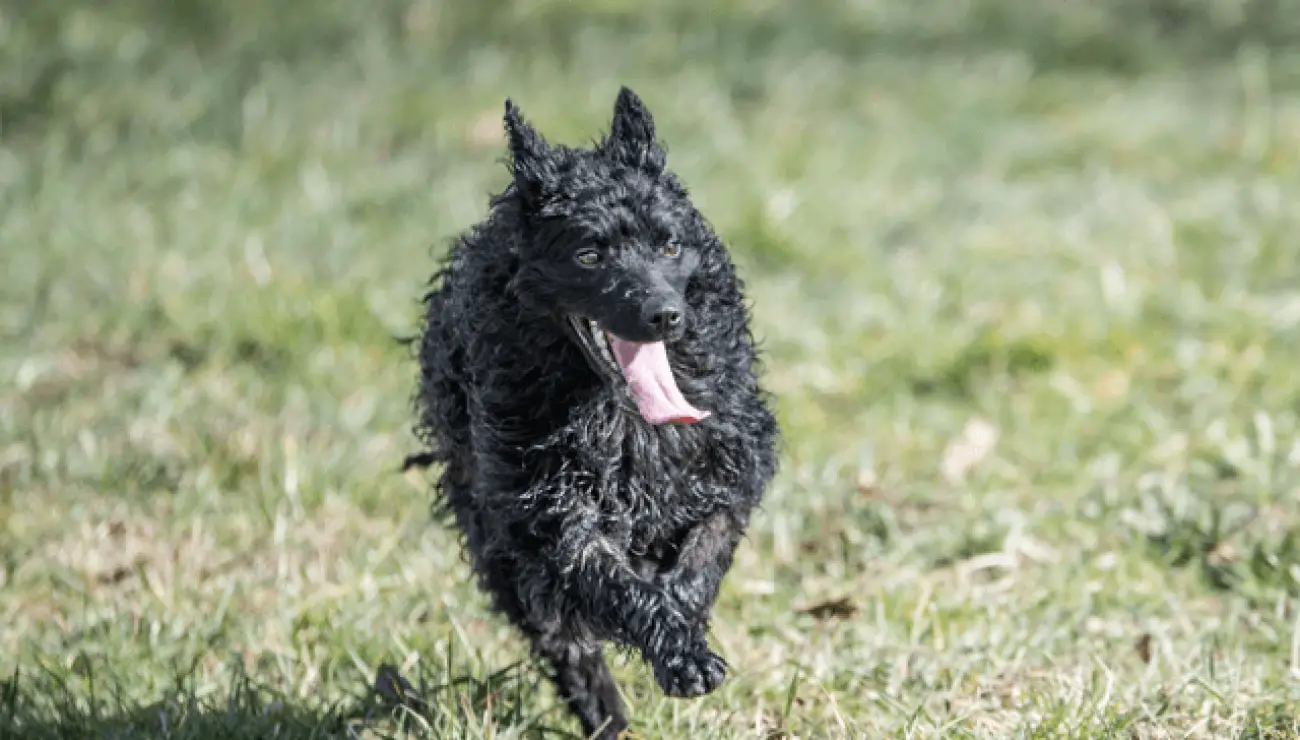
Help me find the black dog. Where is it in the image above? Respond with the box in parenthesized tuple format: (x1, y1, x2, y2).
(411, 87, 779, 738)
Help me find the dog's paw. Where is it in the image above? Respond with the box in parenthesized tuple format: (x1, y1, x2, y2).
(652, 647, 727, 698)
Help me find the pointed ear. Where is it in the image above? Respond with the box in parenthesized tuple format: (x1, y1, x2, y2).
(603, 86, 666, 175)
(503, 99, 552, 204)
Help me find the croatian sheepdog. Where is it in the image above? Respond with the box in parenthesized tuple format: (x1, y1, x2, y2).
(410, 86, 779, 738)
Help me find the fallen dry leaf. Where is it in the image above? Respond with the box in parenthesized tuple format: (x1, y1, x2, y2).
(941, 417, 1000, 484)
(855, 466, 879, 496)
(1207, 541, 1240, 566)
(1135, 633, 1153, 664)
(797, 597, 859, 620)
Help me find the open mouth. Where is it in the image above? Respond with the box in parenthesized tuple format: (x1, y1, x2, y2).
(567, 316, 621, 380)
(566, 315, 709, 425)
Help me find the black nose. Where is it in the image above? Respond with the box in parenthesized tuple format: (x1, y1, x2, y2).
(647, 304, 684, 338)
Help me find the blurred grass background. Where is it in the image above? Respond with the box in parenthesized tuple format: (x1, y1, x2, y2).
(5, 0, 1300, 737)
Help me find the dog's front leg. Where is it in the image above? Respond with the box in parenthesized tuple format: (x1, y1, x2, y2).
(655, 511, 744, 621)
(561, 532, 728, 698)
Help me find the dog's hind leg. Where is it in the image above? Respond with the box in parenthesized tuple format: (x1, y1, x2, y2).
(531, 633, 627, 740)
(477, 566, 627, 738)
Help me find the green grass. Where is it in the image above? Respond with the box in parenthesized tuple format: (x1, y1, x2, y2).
(5, 0, 1300, 737)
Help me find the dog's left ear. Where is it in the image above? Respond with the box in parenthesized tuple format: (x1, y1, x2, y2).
(603, 86, 666, 176)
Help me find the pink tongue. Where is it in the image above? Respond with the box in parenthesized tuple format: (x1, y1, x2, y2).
(607, 336, 709, 424)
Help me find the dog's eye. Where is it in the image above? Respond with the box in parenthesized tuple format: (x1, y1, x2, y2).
(574, 248, 601, 267)
(660, 242, 682, 259)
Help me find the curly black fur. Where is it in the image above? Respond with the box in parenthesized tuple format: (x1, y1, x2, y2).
(411, 87, 779, 738)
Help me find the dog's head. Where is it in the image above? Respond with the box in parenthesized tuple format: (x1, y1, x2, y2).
(504, 87, 712, 425)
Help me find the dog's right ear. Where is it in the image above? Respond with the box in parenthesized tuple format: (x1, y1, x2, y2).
(504, 99, 551, 207)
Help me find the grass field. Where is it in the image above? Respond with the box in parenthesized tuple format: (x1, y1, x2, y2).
(5, 1, 1300, 737)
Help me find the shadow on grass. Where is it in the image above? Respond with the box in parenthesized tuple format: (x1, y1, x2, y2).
(0, 659, 571, 740)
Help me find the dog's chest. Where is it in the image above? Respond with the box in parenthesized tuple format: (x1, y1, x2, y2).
(599, 425, 727, 552)
(512, 375, 750, 550)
